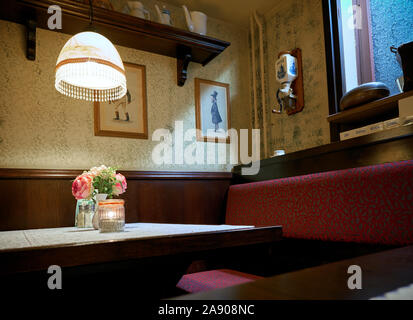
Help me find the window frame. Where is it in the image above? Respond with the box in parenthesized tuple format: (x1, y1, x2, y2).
(322, 0, 343, 141)
(322, 0, 376, 142)
(352, 0, 375, 86)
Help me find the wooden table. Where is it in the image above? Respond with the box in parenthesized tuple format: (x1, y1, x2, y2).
(0, 223, 282, 296)
(173, 245, 413, 300)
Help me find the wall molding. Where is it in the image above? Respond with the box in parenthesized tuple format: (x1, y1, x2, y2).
(0, 168, 233, 180)
(0, 168, 232, 231)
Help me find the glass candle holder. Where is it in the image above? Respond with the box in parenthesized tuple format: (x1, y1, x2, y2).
(98, 199, 125, 233)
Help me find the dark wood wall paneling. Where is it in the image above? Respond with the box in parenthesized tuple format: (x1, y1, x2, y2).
(0, 169, 232, 231)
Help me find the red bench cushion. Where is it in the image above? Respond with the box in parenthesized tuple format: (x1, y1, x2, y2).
(226, 160, 413, 245)
(176, 269, 262, 293)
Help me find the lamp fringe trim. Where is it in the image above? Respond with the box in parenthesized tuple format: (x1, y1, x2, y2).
(55, 61, 127, 102)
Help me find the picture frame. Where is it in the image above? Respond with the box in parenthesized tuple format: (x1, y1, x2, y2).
(94, 62, 148, 139)
(195, 78, 231, 143)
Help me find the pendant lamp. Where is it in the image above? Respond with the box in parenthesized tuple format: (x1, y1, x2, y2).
(55, 1, 126, 102)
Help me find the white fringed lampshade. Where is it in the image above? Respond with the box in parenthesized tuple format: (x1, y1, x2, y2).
(55, 32, 127, 102)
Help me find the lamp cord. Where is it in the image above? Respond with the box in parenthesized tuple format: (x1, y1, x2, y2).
(85, 0, 97, 32)
(89, 0, 94, 26)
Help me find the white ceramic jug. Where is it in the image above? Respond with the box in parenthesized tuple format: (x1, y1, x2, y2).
(155, 4, 173, 26)
(128, 1, 150, 20)
(182, 5, 207, 35)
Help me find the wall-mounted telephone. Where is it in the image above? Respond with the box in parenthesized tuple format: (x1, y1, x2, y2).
(272, 49, 304, 115)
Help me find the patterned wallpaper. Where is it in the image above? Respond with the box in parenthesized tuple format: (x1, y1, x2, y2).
(261, 0, 330, 155)
(0, 0, 335, 171)
(0, 1, 250, 171)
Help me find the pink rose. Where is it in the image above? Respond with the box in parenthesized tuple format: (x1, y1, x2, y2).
(113, 183, 123, 196)
(72, 174, 94, 200)
(113, 173, 127, 196)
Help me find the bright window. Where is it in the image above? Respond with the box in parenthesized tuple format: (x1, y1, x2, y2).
(337, 0, 413, 95)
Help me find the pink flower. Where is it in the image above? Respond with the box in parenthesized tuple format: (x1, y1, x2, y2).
(72, 174, 94, 200)
(87, 165, 108, 177)
(113, 173, 127, 196)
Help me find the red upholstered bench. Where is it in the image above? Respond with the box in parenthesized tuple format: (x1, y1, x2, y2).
(226, 160, 413, 245)
(177, 160, 413, 293)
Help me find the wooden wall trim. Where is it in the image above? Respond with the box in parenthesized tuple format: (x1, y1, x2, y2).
(0, 169, 232, 231)
(0, 168, 233, 180)
(233, 126, 413, 183)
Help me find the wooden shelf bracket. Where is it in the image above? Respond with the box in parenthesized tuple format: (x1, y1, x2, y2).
(177, 46, 192, 87)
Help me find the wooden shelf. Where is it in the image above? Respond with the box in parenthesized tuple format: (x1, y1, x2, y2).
(0, 0, 230, 86)
(327, 91, 413, 124)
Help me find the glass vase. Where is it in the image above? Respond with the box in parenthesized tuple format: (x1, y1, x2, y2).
(92, 193, 108, 230)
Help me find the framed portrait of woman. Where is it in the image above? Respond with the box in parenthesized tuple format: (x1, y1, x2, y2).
(94, 62, 148, 139)
(195, 78, 231, 143)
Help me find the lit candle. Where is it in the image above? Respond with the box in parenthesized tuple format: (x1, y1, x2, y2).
(107, 211, 115, 219)
(98, 200, 125, 233)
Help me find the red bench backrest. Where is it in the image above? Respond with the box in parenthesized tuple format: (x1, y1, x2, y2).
(226, 160, 413, 245)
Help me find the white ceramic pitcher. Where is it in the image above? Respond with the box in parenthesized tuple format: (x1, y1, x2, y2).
(182, 5, 207, 35)
(128, 1, 150, 20)
(155, 4, 173, 25)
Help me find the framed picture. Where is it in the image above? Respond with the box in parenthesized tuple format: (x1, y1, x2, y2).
(94, 62, 148, 139)
(195, 78, 231, 143)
